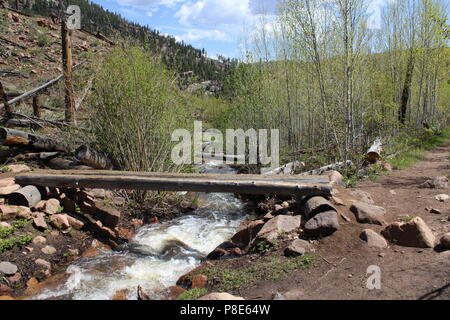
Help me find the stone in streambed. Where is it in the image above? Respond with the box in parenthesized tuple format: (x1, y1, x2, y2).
(304, 211, 339, 237)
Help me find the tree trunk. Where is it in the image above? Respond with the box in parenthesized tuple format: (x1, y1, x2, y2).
(61, 19, 76, 124)
(33, 95, 41, 118)
(399, 51, 415, 124)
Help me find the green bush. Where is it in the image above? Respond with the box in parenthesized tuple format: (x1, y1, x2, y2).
(88, 46, 192, 175)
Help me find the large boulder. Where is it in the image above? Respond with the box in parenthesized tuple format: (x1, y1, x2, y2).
(360, 229, 388, 248)
(440, 233, 450, 250)
(349, 190, 374, 204)
(381, 217, 436, 248)
(230, 220, 265, 248)
(304, 211, 339, 237)
(255, 215, 301, 244)
(350, 202, 386, 226)
(284, 239, 312, 257)
(93, 201, 120, 228)
(43, 199, 61, 215)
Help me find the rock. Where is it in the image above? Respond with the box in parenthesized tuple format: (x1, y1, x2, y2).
(304, 210, 339, 236)
(360, 229, 388, 248)
(440, 233, 450, 250)
(166, 286, 186, 300)
(0, 222, 11, 228)
(50, 214, 70, 229)
(59, 195, 76, 213)
(112, 289, 129, 300)
(207, 242, 236, 260)
(191, 275, 208, 289)
(273, 292, 286, 300)
(349, 190, 374, 204)
(32, 236, 47, 245)
(0, 205, 17, 220)
(41, 245, 57, 255)
(281, 201, 290, 208)
(198, 293, 244, 300)
(350, 202, 386, 225)
(263, 212, 274, 220)
(0, 262, 18, 275)
(8, 273, 21, 283)
(0, 285, 13, 296)
(32, 200, 46, 212)
(176, 262, 213, 287)
(230, 220, 265, 248)
(420, 176, 449, 189)
(0, 184, 21, 195)
(0, 178, 16, 188)
(117, 228, 134, 241)
(43, 199, 61, 215)
(255, 215, 301, 243)
(4, 164, 31, 173)
(87, 188, 112, 199)
(24, 277, 41, 296)
(35, 259, 51, 270)
(66, 215, 84, 230)
(131, 219, 144, 227)
(381, 217, 436, 248)
(284, 240, 307, 257)
(81, 247, 100, 258)
(93, 201, 120, 228)
(68, 249, 79, 256)
(323, 170, 343, 186)
(435, 194, 449, 202)
(382, 162, 393, 172)
(429, 208, 442, 214)
(13, 206, 32, 219)
(274, 204, 284, 212)
(33, 213, 48, 230)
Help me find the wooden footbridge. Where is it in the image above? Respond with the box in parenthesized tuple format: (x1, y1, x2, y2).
(15, 170, 332, 197)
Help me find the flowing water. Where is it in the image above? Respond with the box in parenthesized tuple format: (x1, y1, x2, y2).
(32, 160, 250, 300)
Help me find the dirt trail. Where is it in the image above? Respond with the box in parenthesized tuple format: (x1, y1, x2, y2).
(237, 140, 450, 300)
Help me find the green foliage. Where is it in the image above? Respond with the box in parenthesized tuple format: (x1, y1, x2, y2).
(0, 165, 12, 173)
(37, 33, 49, 47)
(0, 234, 33, 253)
(88, 47, 192, 176)
(190, 254, 316, 292)
(400, 216, 413, 223)
(177, 288, 209, 300)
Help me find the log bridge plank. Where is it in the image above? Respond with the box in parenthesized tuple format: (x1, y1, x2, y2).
(15, 170, 332, 197)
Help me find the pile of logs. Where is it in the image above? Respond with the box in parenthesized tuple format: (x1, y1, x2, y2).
(0, 127, 113, 170)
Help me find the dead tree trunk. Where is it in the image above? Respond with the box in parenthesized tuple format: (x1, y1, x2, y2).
(33, 95, 41, 118)
(399, 52, 415, 124)
(61, 19, 76, 124)
(0, 81, 12, 118)
(75, 145, 114, 170)
(366, 138, 383, 164)
(0, 127, 72, 152)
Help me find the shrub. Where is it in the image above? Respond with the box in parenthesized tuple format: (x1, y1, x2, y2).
(88, 46, 192, 176)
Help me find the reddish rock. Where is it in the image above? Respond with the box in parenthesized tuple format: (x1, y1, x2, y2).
(0, 178, 15, 188)
(118, 228, 134, 241)
(131, 219, 144, 227)
(166, 286, 186, 300)
(191, 275, 208, 289)
(50, 214, 70, 229)
(4, 164, 31, 173)
(176, 262, 213, 287)
(66, 215, 84, 230)
(93, 201, 120, 228)
(231, 220, 265, 248)
(0, 285, 13, 296)
(0, 205, 17, 221)
(8, 273, 21, 283)
(33, 213, 48, 230)
(43, 199, 61, 215)
(112, 289, 129, 300)
(0, 184, 21, 195)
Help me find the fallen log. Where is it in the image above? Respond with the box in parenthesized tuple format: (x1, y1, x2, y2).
(12, 151, 59, 162)
(6, 185, 42, 207)
(75, 145, 114, 170)
(47, 158, 94, 170)
(299, 160, 353, 176)
(262, 161, 305, 175)
(0, 127, 72, 152)
(366, 138, 383, 164)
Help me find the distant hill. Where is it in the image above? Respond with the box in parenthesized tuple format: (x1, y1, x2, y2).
(7, 0, 237, 83)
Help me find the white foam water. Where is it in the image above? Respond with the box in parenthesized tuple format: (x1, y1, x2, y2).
(33, 160, 249, 300)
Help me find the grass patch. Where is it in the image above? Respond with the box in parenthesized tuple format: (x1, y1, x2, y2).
(190, 254, 316, 292)
(389, 128, 450, 170)
(177, 288, 209, 300)
(0, 234, 33, 253)
(399, 216, 413, 223)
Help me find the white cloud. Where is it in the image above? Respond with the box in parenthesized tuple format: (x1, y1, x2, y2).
(174, 0, 254, 27)
(174, 28, 232, 42)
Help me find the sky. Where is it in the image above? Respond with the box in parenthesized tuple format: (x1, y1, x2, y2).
(89, 0, 449, 59)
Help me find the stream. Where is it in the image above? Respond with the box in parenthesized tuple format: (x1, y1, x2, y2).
(32, 160, 251, 300)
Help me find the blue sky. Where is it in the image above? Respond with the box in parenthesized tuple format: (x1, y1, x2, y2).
(89, 0, 449, 59)
(89, 0, 277, 58)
